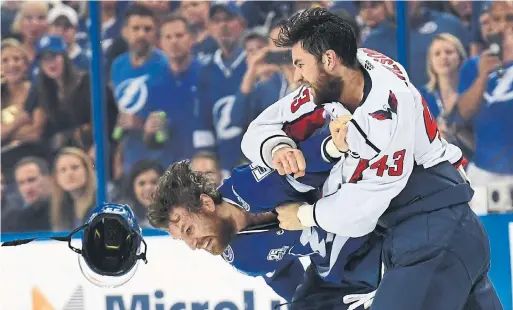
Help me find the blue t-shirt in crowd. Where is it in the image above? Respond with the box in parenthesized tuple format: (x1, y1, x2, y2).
(458, 56, 513, 174)
(198, 48, 248, 174)
(362, 8, 471, 86)
(154, 59, 216, 161)
(111, 49, 175, 171)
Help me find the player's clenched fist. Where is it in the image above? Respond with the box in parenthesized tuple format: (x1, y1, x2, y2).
(329, 115, 351, 152)
(276, 203, 305, 231)
(272, 146, 306, 178)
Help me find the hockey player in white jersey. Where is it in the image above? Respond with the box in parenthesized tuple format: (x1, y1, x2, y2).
(240, 8, 502, 310)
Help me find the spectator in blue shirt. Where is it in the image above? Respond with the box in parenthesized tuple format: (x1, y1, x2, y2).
(110, 5, 172, 172)
(145, 14, 215, 162)
(418, 33, 474, 161)
(362, 1, 471, 86)
(420, 33, 467, 120)
(456, 1, 513, 185)
(47, 4, 89, 71)
(198, 2, 248, 177)
(179, 1, 219, 65)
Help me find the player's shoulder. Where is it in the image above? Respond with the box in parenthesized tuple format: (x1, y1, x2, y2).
(357, 48, 411, 86)
(275, 86, 318, 119)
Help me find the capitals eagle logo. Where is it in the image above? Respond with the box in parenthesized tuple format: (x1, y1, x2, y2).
(369, 90, 398, 120)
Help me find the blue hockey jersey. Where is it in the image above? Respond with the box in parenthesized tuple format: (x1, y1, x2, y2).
(198, 48, 247, 175)
(218, 162, 380, 300)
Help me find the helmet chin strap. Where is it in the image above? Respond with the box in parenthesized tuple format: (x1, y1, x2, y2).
(137, 238, 148, 264)
(1, 224, 88, 248)
(1, 224, 148, 265)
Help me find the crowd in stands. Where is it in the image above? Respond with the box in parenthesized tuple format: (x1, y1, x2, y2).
(1, 0, 512, 233)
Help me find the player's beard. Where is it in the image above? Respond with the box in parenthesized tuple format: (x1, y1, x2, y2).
(210, 216, 237, 255)
(311, 67, 344, 106)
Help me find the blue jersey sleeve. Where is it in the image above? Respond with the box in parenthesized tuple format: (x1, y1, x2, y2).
(220, 164, 320, 213)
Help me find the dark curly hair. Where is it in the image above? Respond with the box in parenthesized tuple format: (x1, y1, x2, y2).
(274, 7, 358, 68)
(147, 160, 222, 229)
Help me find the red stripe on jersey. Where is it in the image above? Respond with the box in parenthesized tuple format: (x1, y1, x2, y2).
(283, 107, 326, 142)
(349, 158, 370, 183)
(453, 156, 468, 169)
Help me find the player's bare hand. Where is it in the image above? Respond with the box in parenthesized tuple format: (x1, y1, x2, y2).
(272, 147, 306, 178)
(329, 115, 351, 152)
(276, 203, 305, 231)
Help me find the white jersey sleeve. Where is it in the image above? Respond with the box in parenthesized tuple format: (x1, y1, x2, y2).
(241, 86, 323, 168)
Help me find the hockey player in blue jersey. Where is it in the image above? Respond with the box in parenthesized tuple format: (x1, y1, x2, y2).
(148, 160, 381, 310)
(147, 122, 381, 309)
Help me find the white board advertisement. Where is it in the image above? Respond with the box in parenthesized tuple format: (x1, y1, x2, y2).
(0, 236, 286, 310)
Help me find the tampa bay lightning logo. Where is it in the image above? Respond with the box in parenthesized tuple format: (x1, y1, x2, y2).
(483, 68, 513, 106)
(115, 75, 150, 113)
(222, 245, 234, 263)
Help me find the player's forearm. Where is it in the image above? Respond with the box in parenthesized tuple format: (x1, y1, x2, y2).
(241, 106, 296, 168)
(457, 75, 488, 121)
(297, 189, 391, 237)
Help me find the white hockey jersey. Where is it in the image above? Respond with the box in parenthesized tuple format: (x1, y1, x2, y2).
(240, 48, 464, 237)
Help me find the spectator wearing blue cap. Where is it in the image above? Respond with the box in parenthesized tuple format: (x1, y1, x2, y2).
(198, 1, 248, 177)
(23, 35, 118, 151)
(47, 4, 89, 71)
